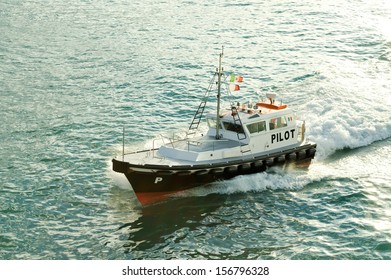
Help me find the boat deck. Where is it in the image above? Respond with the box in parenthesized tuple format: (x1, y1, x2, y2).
(171, 137, 240, 152)
(121, 136, 242, 166)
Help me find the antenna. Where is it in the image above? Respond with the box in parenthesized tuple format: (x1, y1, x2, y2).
(215, 46, 224, 139)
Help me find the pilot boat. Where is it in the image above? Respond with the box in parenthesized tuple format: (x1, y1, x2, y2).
(112, 49, 316, 205)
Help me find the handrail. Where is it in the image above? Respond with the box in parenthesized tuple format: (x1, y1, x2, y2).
(123, 137, 231, 157)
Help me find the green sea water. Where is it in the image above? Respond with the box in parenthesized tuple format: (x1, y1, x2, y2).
(1, 0, 391, 259)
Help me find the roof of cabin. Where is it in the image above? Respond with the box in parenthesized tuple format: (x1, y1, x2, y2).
(206, 102, 292, 124)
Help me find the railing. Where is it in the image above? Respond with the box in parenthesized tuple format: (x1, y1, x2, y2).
(185, 138, 229, 152)
(150, 131, 230, 157)
(120, 128, 231, 160)
(151, 130, 196, 158)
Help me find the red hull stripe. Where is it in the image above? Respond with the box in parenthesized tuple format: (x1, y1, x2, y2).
(135, 191, 179, 205)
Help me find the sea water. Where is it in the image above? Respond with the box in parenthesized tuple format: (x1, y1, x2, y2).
(1, 0, 391, 259)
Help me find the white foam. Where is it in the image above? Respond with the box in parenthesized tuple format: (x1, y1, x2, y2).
(175, 165, 319, 198)
(300, 71, 391, 160)
(307, 110, 391, 160)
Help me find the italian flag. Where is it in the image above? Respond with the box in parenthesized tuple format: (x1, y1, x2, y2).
(230, 74, 244, 83)
(230, 84, 240, 91)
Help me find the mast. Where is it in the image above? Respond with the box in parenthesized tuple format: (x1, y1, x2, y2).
(216, 46, 224, 139)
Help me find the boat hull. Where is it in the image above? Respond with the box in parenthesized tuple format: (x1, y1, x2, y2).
(112, 143, 317, 205)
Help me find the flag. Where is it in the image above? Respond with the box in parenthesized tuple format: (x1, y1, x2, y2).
(230, 74, 244, 83)
(230, 84, 240, 91)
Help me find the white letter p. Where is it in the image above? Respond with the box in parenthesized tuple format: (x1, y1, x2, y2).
(154, 177, 163, 184)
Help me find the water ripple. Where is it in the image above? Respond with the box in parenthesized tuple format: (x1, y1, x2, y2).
(1, 0, 390, 260)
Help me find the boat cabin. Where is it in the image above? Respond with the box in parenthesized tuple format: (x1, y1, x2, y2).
(206, 100, 301, 152)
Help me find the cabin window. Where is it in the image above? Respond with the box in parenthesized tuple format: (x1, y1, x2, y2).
(269, 116, 288, 130)
(223, 121, 244, 134)
(207, 118, 222, 129)
(247, 121, 266, 134)
(249, 114, 260, 119)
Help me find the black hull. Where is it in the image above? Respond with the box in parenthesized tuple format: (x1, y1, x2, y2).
(112, 143, 316, 205)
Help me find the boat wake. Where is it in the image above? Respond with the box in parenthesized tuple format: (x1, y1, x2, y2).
(174, 164, 319, 199)
(302, 85, 391, 160)
(308, 116, 391, 160)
